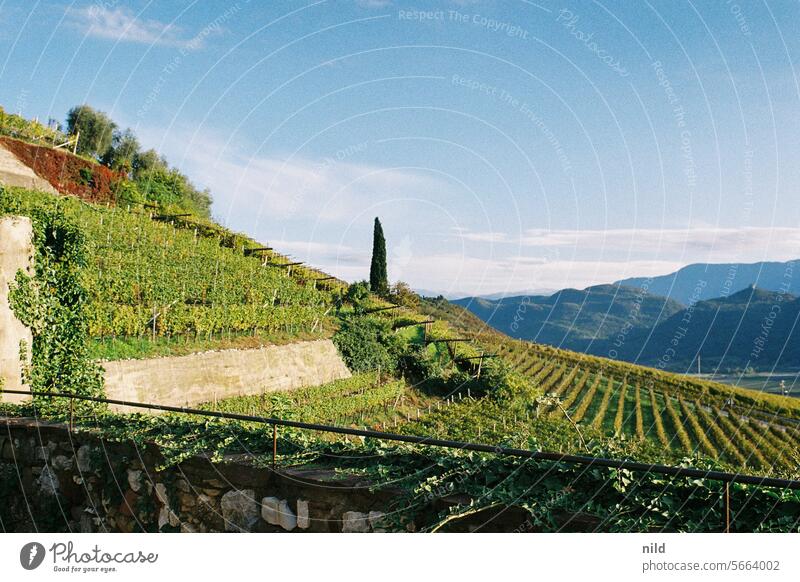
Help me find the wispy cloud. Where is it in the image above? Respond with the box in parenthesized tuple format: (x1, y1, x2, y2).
(356, 0, 393, 8)
(452, 227, 510, 243)
(66, 6, 201, 49)
(134, 124, 450, 226)
(456, 226, 800, 260)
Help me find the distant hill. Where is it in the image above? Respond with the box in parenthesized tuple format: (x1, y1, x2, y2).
(416, 288, 555, 300)
(453, 284, 683, 353)
(615, 260, 798, 305)
(609, 286, 800, 371)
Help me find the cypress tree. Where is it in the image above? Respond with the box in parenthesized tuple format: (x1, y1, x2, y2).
(369, 217, 389, 296)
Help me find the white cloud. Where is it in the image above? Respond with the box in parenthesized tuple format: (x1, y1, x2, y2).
(456, 226, 800, 263)
(356, 0, 393, 8)
(66, 6, 200, 49)
(452, 227, 510, 243)
(135, 125, 450, 226)
(129, 124, 800, 295)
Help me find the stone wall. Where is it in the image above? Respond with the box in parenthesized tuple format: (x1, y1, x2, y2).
(0, 418, 404, 533)
(101, 340, 351, 413)
(0, 144, 58, 194)
(0, 417, 589, 533)
(0, 215, 33, 404)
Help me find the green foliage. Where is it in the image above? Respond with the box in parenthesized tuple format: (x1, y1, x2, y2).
(333, 316, 404, 373)
(102, 129, 140, 174)
(111, 180, 144, 207)
(344, 280, 370, 313)
(3, 199, 104, 413)
(369, 217, 388, 296)
(2, 188, 329, 342)
(134, 165, 212, 218)
(66, 104, 117, 159)
(204, 372, 422, 428)
(390, 281, 419, 308)
(0, 106, 67, 144)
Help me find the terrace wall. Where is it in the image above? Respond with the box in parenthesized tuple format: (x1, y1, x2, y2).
(101, 340, 352, 413)
(0, 216, 33, 404)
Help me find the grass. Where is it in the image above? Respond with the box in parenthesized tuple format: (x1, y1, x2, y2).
(88, 328, 333, 361)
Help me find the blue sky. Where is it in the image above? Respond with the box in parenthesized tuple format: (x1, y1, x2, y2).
(2, 1, 800, 296)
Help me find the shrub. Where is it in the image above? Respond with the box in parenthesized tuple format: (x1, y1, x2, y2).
(333, 316, 404, 373)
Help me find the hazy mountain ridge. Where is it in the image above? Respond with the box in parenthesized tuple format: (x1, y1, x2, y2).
(615, 259, 798, 305)
(608, 286, 800, 371)
(453, 284, 684, 353)
(454, 260, 800, 372)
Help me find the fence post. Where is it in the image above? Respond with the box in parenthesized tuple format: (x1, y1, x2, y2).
(272, 424, 277, 470)
(724, 481, 731, 533)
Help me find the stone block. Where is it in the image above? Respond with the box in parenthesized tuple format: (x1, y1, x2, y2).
(220, 489, 258, 532)
(155, 483, 169, 505)
(277, 500, 296, 531)
(261, 496, 280, 525)
(297, 499, 310, 529)
(51, 454, 73, 471)
(127, 469, 143, 492)
(36, 465, 59, 496)
(342, 511, 370, 533)
(368, 511, 386, 532)
(76, 445, 93, 473)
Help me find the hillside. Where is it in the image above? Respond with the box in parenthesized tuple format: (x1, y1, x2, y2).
(2, 183, 800, 535)
(4, 181, 800, 474)
(453, 284, 683, 352)
(0, 186, 338, 360)
(616, 259, 798, 305)
(612, 286, 800, 371)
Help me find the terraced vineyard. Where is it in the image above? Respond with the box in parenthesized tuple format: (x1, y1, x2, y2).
(1, 187, 335, 355)
(202, 372, 440, 432)
(495, 340, 800, 474)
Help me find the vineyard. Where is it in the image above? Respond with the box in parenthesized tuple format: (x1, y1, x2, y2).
(1, 183, 799, 531)
(485, 339, 800, 474)
(0, 187, 336, 356)
(203, 372, 441, 433)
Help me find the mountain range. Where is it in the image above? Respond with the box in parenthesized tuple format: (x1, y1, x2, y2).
(453, 260, 800, 372)
(614, 259, 797, 305)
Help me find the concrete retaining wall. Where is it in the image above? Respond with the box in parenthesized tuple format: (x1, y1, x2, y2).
(0, 143, 58, 194)
(102, 340, 352, 412)
(0, 212, 350, 409)
(0, 215, 33, 403)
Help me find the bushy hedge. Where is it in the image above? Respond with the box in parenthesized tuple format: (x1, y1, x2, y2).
(333, 315, 404, 373)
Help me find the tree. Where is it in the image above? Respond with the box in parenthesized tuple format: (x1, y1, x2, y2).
(65, 105, 117, 159)
(369, 217, 388, 296)
(131, 148, 168, 179)
(390, 281, 419, 308)
(102, 129, 140, 174)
